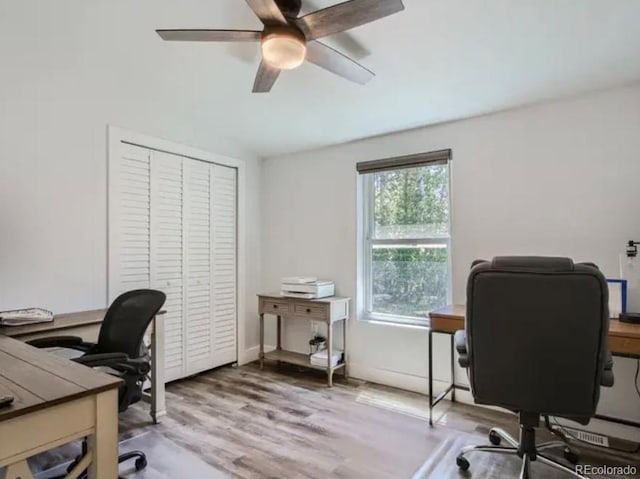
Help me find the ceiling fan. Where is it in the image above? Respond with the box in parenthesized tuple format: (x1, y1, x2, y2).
(156, 0, 405, 93)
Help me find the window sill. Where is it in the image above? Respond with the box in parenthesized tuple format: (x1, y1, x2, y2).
(359, 313, 430, 330)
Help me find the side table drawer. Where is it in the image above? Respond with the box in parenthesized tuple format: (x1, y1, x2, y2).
(261, 299, 290, 315)
(293, 302, 327, 320)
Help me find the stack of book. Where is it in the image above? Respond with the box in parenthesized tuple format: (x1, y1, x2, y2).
(310, 349, 343, 368)
(0, 308, 54, 326)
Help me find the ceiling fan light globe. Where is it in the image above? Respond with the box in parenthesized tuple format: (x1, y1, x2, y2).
(261, 32, 306, 70)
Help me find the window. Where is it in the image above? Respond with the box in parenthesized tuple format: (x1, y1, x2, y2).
(359, 151, 452, 326)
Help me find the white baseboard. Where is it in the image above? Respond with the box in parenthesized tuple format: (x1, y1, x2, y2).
(240, 344, 275, 365)
(348, 361, 475, 403)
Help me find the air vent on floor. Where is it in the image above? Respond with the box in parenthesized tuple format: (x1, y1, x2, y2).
(564, 426, 610, 448)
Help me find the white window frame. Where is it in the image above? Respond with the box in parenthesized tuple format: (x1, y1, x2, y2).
(360, 162, 453, 327)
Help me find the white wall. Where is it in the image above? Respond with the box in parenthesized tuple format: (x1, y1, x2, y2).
(0, 1, 263, 355)
(262, 84, 640, 440)
(2, 0, 639, 441)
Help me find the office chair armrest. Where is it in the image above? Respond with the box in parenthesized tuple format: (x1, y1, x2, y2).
(73, 352, 130, 368)
(601, 350, 614, 387)
(74, 353, 151, 376)
(111, 357, 151, 376)
(26, 336, 93, 351)
(454, 330, 470, 368)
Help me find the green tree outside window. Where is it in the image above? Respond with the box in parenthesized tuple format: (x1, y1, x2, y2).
(369, 164, 450, 320)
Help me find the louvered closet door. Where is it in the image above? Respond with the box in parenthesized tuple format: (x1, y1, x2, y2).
(110, 140, 238, 381)
(150, 151, 185, 382)
(184, 159, 215, 375)
(108, 143, 151, 300)
(212, 164, 237, 366)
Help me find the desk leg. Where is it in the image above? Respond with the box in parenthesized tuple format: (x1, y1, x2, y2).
(450, 333, 456, 403)
(428, 328, 434, 427)
(259, 313, 265, 369)
(343, 317, 348, 379)
(327, 321, 333, 387)
(151, 314, 166, 424)
(277, 315, 282, 350)
(87, 390, 119, 479)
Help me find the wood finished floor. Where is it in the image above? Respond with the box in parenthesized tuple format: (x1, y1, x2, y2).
(118, 363, 639, 479)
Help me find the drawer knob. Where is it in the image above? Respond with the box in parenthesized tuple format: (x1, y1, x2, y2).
(306, 308, 311, 313)
(273, 305, 278, 309)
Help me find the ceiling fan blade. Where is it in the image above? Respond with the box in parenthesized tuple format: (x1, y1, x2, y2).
(305, 40, 374, 85)
(295, 0, 404, 40)
(303, 0, 370, 59)
(253, 60, 281, 93)
(156, 29, 262, 42)
(323, 32, 370, 60)
(244, 0, 288, 25)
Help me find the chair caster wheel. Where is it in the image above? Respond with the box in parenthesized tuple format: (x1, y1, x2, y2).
(456, 455, 470, 471)
(135, 457, 147, 471)
(488, 430, 502, 446)
(563, 447, 579, 465)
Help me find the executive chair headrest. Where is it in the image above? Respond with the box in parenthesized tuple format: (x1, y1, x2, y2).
(472, 256, 577, 273)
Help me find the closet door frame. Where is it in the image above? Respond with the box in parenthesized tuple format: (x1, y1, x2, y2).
(107, 126, 246, 367)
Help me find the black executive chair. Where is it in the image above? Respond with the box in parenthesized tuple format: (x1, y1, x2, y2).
(454, 257, 614, 479)
(29, 289, 166, 477)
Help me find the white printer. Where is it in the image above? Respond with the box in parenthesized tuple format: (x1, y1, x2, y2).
(280, 277, 335, 299)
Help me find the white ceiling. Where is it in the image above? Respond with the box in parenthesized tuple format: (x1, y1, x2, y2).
(7, 0, 640, 158)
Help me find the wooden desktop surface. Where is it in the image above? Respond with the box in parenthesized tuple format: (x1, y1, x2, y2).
(0, 335, 121, 478)
(0, 307, 168, 424)
(0, 309, 106, 338)
(0, 335, 121, 422)
(430, 304, 640, 356)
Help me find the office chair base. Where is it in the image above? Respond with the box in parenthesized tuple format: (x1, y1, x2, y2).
(119, 450, 148, 471)
(457, 427, 587, 479)
(53, 449, 147, 479)
(487, 426, 577, 459)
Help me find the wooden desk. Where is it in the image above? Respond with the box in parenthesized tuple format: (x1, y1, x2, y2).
(607, 319, 640, 358)
(0, 309, 166, 424)
(429, 304, 640, 429)
(0, 335, 121, 479)
(426, 305, 470, 425)
(0, 310, 105, 341)
(258, 294, 350, 387)
(429, 304, 466, 333)
(429, 304, 640, 357)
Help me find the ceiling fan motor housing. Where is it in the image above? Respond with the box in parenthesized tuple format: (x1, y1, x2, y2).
(261, 27, 307, 70)
(262, 26, 306, 43)
(274, 0, 302, 19)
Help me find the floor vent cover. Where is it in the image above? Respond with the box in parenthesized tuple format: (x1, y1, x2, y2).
(564, 427, 610, 448)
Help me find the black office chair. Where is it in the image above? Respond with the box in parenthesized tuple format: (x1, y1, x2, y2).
(454, 257, 614, 479)
(28, 289, 166, 477)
